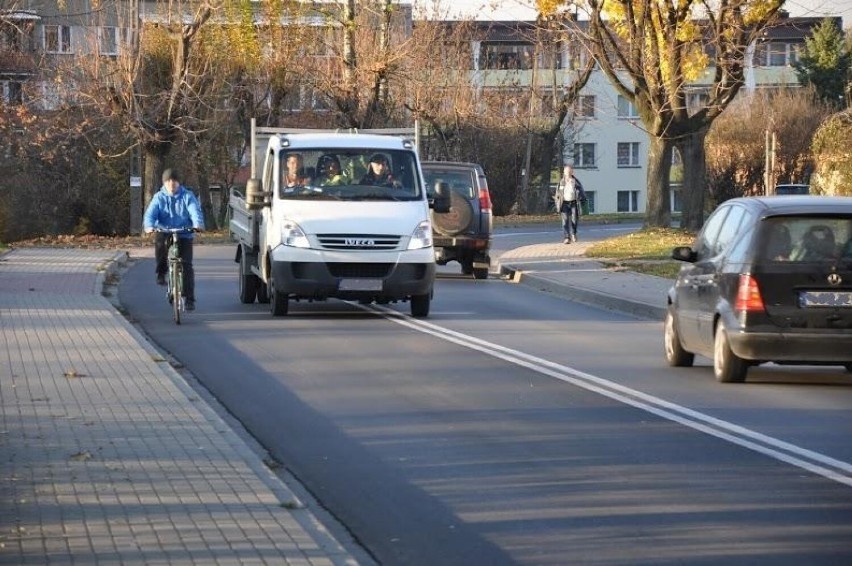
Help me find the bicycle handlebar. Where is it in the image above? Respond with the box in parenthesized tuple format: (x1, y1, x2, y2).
(151, 227, 199, 234)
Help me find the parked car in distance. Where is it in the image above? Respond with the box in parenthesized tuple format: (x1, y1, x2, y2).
(422, 161, 493, 279)
(664, 195, 852, 383)
(774, 183, 810, 195)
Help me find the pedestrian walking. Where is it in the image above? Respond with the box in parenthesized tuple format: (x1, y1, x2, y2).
(553, 164, 587, 244)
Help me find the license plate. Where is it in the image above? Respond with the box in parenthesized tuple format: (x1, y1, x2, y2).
(338, 278, 383, 291)
(799, 291, 852, 308)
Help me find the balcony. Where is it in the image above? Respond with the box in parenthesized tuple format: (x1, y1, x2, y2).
(0, 50, 37, 75)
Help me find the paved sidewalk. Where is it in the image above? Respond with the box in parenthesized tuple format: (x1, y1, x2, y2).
(0, 248, 356, 565)
(495, 240, 672, 321)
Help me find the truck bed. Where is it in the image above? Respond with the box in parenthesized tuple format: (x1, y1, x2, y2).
(228, 190, 258, 250)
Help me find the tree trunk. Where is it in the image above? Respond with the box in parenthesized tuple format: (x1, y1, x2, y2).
(142, 141, 170, 206)
(645, 135, 673, 228)
(677, 128, 709, 232)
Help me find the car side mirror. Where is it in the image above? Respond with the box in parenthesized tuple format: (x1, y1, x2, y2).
(671, 246, 697, 263)
(246, 178, 270, 210)
(431, 181, 451, 213)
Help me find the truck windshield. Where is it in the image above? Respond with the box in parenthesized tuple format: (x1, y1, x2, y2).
(278, 149, 422, 201)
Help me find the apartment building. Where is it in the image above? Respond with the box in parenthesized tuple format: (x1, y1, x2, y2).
(458, 14, 840, 215)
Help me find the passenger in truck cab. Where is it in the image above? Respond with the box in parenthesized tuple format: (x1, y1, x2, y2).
(282, 153, 309, 188)
(315, 154, 348, 186)
(359, 153, 400, 188)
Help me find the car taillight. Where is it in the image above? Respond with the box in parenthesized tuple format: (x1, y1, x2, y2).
(735, 274, 765, 312)
(478, 179, 492, 211)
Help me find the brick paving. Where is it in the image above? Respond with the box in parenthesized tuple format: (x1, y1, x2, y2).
(0, 248, 357, 565)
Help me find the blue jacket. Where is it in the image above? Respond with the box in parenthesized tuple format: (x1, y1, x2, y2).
(143, 185, 205, 238)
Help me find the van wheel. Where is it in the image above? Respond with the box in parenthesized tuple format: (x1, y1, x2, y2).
(714, 321, 747, 383)
(269, 277, 289, 316)
(664, 307, 694, 367)
(239, 254, 257, 304)
(410, 293, 430, 318)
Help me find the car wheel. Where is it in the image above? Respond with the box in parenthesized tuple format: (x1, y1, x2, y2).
(269, 277, 289, 316)
(664, 307, 694, 367)
(410, 293, 430, 318)
(238, 253, 258, 304)
(714, 321, 747, 383)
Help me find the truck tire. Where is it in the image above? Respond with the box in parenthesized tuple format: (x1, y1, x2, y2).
(239, 253, 258, 304)
(256, 281, 270, 304)
(269, 277, 289, 316)
(410, 293, 430, 318)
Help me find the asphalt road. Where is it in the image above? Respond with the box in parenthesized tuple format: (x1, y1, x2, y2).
(118, 228, 852, 565)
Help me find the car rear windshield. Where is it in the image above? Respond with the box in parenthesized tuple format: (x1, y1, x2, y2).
(760, 216, 852, 262)
(422, 168, 477, 199)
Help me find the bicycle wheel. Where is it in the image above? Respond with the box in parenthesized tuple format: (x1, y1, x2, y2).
(172, 261, 183, 324)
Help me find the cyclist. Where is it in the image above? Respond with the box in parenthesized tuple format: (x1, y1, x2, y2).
(143, 169, 205, 311)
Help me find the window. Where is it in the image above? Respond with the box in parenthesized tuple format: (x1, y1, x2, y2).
(756, 42, 799, 67)
(617, 95, 639, 118)
(687, 91, 710, 114)
(573, 143, 595, 168)
(44, 24, 72, 54)
(617, 190, 640, 213)
(584, 191, 596, 214)
(694, 205, 730, 257)
(99, 27, 118, 55)
(479, 42, 534, 70)
(1, 80, 23, 104)
(575, 95, 595, 118)
(617, 142, 640, 167)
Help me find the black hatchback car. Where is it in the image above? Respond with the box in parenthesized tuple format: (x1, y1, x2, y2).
(664, 196, 852, 382)
(422, 161, 493, 279)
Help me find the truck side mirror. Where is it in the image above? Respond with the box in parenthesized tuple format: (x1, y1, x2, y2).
(246, 178, 268, 210)
(431, 181, 451, 213)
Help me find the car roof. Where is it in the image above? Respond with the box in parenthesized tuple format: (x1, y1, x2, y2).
(729, 195, 852, 216)
(421, 161, 483, 170)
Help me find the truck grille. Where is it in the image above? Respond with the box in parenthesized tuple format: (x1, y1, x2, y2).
(317, 234, 401, 250)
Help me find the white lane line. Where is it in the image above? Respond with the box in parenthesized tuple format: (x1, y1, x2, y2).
(369, 305, 852, 488)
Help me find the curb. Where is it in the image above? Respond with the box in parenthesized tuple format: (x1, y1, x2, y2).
(499, 263, 667, 321)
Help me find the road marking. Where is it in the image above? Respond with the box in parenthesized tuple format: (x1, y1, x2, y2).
(367, 305, 852, 488)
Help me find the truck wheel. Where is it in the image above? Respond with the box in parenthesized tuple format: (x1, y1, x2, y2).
(472, 267, 489, 280)
(256, 281, 270, 304)
(410, 293, 430, 318)
(269, 278, 289, 316)
(239, 254, 258, 304)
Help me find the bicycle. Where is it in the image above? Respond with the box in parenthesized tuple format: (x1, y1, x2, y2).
(155, 227, 195, 324)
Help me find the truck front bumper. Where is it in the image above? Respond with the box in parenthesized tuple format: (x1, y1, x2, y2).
(269, 246, 435, 301)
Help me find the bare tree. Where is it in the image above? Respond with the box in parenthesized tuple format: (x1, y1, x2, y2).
(706, 87, 831, 202)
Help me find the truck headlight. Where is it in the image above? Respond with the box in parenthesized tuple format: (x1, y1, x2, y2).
(281, 220, 310, 248)
(407, 220, 433, 250)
